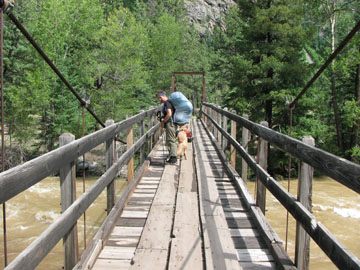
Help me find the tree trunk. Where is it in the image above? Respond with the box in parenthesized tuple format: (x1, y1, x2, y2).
(350, 62, 360, 158)
(330, 15, 344, 154)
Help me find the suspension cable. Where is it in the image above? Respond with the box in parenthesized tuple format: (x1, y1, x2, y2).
(1, 3, 7, 267)
(6, 12, 105, 128)
(271, 20, 360, 128)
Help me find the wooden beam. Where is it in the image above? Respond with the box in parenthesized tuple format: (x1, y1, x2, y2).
(222, 108, 228, 152)
(295, 136, 314, 270)
(59, 133, 78, 270)
(230, 110, 237, 169)
(139, 110, 146, 165)
(127, 115, 134, 182)
(106, 120, 115, 215)
(256, 121, 268, 214)
(241, 114, 249, 183)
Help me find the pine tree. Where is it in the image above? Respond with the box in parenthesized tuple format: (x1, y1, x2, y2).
(223, 1, 310, 126)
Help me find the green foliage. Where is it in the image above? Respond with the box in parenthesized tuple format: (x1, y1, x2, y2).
(2, 0, 359, 170)
(219, 1, 311, 126)
(94, 6, 151, 120)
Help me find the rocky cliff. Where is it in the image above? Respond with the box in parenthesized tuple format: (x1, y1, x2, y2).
(184, 0, 236, 36)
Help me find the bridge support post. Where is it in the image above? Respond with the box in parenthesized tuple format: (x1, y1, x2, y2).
(242, 114, 249, 183)
(148, 106, 154, 152)
(140, 110, 145, 165)
(203, 106, 208, 127)
(257, 121, 268, 214)
(230, 110, 237, 169)
(105, 120, 115, 215)
(295, 135, 314, 270)
(126, 115, 134, 181)
(59, 133, 78, 270)
(222, 108, 228, 152)
(217, 106, 222, 144)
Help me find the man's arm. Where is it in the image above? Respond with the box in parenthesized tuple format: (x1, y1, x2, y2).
(161, 108, 172, 129)
(163, 108, 172, 123)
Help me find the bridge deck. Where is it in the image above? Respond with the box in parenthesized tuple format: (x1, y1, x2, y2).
(89, 120, 287, 270)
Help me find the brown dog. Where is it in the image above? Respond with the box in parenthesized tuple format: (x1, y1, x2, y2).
(176, 124, 189, 160)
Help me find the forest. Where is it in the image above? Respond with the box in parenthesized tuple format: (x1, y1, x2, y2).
(1, 0, 359, 174)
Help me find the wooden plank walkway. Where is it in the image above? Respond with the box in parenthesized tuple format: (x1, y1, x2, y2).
(87, 120, 293, 270)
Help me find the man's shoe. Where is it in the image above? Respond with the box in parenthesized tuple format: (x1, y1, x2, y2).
(166, 156, 178, 165)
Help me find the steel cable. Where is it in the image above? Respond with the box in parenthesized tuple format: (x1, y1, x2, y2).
(272, 20, 360, 129)
(1, 4, 7, 268)
(6, 12, 105, 128)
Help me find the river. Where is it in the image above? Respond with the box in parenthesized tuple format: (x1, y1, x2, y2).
(0, 177, 127, 269)
(0, 176, 359, 269)
(247, 177, 360, 270)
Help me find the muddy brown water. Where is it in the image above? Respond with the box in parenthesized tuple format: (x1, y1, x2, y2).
(0, 176, 359, 269)
(247, 177, 360, 270)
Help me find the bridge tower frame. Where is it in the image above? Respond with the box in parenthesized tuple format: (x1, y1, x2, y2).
(171, 72, 206, 102)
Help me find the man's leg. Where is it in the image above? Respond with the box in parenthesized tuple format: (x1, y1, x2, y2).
(166, 122, 177, 162)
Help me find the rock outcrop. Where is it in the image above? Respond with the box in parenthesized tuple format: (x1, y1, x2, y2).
(184, 0, 235, 36)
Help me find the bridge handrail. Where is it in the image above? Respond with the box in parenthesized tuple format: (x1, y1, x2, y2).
(0, 105, 161, 204)
(3, 112, 161, 270)
(201, 103, 360, 270)
(203, 102, 360, 194)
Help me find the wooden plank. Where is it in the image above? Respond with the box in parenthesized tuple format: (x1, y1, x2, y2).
(133, 190, 156, 194)
(236, 249, 273, 262)
(116, 218, 146, 227)
(136, 205, 174, 249)
(225, 212, 251, 218)
(111, 226, 143, 237)
(106, 237, 139, 247)
(135, 184, 158, 189)
(239, 261, 275, 270)
(223, 206, 247, 212)
(129, 249, 168, 270)
(92, 259, 131, 269)
(193, 120, 240, 270)
(168, 143, 203, 269)
(124, 205, 151, 211)
(98, 246, 136, 260)
(130, 165, 178, 267)
(226, 217, 256, 229)
(120, 211, 148, 218)
(232, 236, 268, 249)
(230, 229, 260, 237)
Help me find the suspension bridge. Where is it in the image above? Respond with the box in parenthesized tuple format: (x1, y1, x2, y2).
(0, 2, 360, 270)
